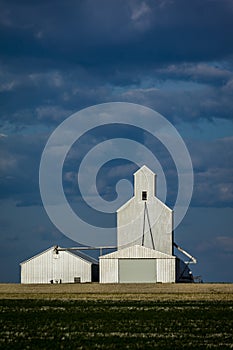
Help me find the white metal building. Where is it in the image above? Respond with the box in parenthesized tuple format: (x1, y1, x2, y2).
(20, 246, 99, 284)
(20, 165, 196, 284)
(117, 165, 173, 255)
(100, 245, 176, 283)
(100, 165, 195, 283)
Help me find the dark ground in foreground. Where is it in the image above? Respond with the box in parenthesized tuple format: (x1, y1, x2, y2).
(0, 299, 232, 349)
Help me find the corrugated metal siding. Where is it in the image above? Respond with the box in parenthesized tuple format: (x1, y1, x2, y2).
(100, 256, 175, 284)
(21, 248, 94, 284)
(157, 259, 175, 283)
(100, 245, 175, 259)
(21, 249, 52, 283)
(117, 166, 173, 256)
(100, 259, 118, 283)
(100, 245, 176, 284)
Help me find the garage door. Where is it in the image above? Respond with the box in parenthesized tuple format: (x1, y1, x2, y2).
(119, 259, 156, 283)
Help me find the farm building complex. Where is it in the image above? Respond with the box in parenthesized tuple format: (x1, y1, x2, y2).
(20, 165, 196, 284)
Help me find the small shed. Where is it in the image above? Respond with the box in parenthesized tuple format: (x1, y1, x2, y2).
(20, 246, 99, 284)
(100, 245, 176, 283)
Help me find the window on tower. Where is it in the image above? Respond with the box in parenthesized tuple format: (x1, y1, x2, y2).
(142, 191, 147, 200)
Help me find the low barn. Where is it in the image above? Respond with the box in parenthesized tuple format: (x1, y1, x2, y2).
(100, 245, 176, 283)
(20, 246, 99, 284)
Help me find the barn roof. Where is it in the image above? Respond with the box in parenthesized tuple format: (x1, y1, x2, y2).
(20, 246, 98, 265)
(99, 245, 175, 259)
(134, 165, 155, 176)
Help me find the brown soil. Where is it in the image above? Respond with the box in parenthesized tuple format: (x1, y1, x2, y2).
(0, 283, 232, 300)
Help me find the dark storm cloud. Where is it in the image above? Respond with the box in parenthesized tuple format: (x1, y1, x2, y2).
(1, 125, 232, 209)
(190, 136, 233, 207)
(0, 133, 46, 205)
(1, 0, 233, 65)
(0, 0, 232, 283)
(1, 63, 233, 128)
(0, 1, 232, 207)
(155, 64, 233, 87)
(121, 81, 233, 122)
(0, 0, 233, 128)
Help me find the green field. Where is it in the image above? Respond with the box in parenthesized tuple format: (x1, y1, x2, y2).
(0, 284, 232, 349)
(0, 299, 232, 349)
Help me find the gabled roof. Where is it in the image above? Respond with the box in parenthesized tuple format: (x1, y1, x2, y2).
(116, 196, 134, 212)
(20, 246, 98, 265)
(134, 165, 155, 176)
(20, 246, 55, 265)
(116, 189, 173, 213)
(99, 245, 175, 259)
(117, 164, 172, 212)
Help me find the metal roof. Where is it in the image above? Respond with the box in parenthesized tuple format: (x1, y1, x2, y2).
(134, 165, 155, 176)
(100, 245, 175, 259)
(20, 246, 98, 265)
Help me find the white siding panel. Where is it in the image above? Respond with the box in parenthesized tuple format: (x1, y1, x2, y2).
(157, 259, 175, 283)
(117, 166, 173, 255)
(21, 248, 94, 284)
(100, 257, 175, 284)
(101, 245, 175, 260)
(100, 259, 118, 283)
(21, 249, 53, 283)
(99, 245, 176, 284)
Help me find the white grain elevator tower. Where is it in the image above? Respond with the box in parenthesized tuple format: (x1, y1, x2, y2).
(100, 165, 196, 283)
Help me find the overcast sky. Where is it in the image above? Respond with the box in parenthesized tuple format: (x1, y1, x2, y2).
(0, 0, 233, 282)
